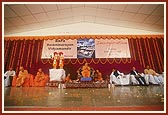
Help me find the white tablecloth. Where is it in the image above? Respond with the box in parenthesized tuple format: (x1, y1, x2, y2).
(49, 69, 66, 81)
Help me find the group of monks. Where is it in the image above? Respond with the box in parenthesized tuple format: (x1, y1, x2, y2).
(11, 51, 65, 87)
(12, 62, 104, 87)
(12, 67, 49, 87)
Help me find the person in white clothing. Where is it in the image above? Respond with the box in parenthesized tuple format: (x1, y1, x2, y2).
(144, 65, 164, 85)
(130, 67, 148, 86)
(4, 67, 16, 87)
(110, 68, 129, 85)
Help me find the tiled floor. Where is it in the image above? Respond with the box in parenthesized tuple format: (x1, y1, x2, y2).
(3, 85, 164, 111)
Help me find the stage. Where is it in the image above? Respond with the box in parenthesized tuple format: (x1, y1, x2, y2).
(47, 81, 108, 88)
(4, 85, 164, 112)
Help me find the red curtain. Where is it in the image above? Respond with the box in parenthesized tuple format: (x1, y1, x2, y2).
(4, 35, 164, 79)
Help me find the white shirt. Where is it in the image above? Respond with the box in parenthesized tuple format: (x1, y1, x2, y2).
(133, 70, 138, 75)
(4, 70, 16, 77)
(110, 70, 123, 77)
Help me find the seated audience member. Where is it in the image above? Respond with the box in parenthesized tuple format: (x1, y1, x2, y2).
(16, 67, 29, 87)
(34, 68, 48, 87)
(4, 67, 16, 87)
(81, 63, 91, 78)
(110, 68, 129, 85)
(64, 73, 72, 83)
(144, 65, 164, 85)
(130, 67, 148, 86)
(94, 69, 104, 83)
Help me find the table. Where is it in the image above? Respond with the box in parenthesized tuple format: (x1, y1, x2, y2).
(49, 69, 66, 82)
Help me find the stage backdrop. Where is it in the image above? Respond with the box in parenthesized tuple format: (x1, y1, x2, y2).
(4, 35, 164, 79)
(95, 39, 131, 58)
(41, 39, 130, 59)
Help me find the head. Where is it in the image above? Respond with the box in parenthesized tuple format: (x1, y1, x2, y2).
(146, 65, 150, 69)
(77, 70, 80, 73)
(9, 67, 12, 71)
(59, 52, 63, 56)
(38, 68, 42, 73)
(85, 63, 88, 66)
(112, 68, 116, 72)
(19, 66, 24, 72)
(54, 52, 58, 56)
(132, 67, 136, 71)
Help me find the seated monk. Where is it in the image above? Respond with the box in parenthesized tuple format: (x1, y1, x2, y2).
(81, 63, 91, 78)
(94, 69, 104, 83)
(16, 67, 29, 87)
(64, 73, 72, 83)
(34, 68, 48, 87)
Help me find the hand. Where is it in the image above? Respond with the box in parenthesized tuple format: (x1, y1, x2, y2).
(122, 76, 126, 78)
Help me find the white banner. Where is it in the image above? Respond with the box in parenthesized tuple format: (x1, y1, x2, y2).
(95, 39, 131, 58)
(41, 39, 77, 59)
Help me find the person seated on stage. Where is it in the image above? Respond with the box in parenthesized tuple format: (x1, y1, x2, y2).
(81, 62, 91, 78)
(75, 70, 82, 82)
(4, 67, 16, 87)
(34, 68, 48, 87)
(130, 67, 148, 86)
(110, 68, 129, 85)
(94, 69, 104, 83)
(105, 75, 110, 83)
(16, 66, 29, 87)
(90, 68, 95, 78)
(144, 65, 164, 85)
(64, 73, 72, 83)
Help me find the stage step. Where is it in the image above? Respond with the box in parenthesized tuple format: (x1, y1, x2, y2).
(47, 81, 108, 88)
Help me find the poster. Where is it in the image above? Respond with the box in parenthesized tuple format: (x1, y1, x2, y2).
(95, 39, 131, 58)
(41, 39, 77, 59)
(77, 38, 95, 58)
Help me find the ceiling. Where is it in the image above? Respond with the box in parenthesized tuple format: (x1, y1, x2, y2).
(4, 3, 164, 36)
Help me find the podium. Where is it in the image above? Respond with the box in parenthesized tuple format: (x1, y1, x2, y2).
(49, 69, 66, 82)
